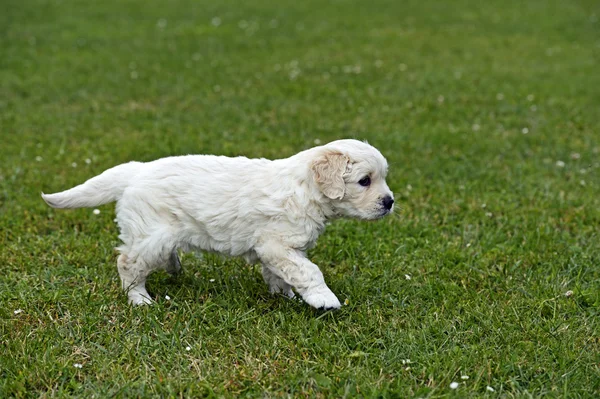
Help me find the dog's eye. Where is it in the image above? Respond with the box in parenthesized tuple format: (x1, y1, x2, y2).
(358, 176, 371, 187)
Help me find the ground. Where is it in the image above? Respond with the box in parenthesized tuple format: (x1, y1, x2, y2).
(1, 0, 599, 397)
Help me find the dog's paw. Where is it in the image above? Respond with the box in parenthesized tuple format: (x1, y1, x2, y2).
(272, 286, 296, 299)
(301, 286, 341, 310)
(269, 283, 296, 299)
(128, 293, 153, 306)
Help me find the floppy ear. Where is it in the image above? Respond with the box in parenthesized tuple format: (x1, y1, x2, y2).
(311, 150, 349, 200)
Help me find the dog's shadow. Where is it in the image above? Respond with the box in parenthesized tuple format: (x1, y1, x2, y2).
(142, 254, 349, 318)
(143, 255, 281, 309)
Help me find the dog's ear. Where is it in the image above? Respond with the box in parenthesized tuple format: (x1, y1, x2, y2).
(311, 150, 349, 200)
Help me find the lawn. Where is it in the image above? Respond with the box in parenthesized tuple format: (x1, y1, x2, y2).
(1, 0, 599, 397)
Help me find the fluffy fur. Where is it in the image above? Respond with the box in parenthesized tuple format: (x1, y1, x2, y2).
(42, 139, 394, 309)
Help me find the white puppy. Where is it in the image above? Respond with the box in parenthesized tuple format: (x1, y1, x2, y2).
(42, 139, 394, 309)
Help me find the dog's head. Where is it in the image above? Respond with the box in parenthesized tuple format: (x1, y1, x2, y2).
(311, 140, 394, 220)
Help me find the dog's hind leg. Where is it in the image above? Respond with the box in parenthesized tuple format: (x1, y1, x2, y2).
(261, 264, 295, 298)
(116, 193, 179, 304)
(117, 253, 153, 306)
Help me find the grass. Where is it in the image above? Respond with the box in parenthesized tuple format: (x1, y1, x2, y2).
(1, 0, 599, 396)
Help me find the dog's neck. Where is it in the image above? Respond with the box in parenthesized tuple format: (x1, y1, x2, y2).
(270, 152, 339, 228)
(293, 165, 341, 222)
(295, 148, 344, 222)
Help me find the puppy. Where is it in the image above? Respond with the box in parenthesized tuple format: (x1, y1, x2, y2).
(42, 139, 394, 309)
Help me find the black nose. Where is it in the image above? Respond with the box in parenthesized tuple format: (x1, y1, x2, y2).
(382, 195, 394, 210)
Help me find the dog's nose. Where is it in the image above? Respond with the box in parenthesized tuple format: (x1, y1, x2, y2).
(382, 195, 394, 210)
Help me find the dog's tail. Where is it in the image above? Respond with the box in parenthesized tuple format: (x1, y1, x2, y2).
(42, 161, 142, 209)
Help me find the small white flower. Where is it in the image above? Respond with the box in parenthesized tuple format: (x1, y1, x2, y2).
(289, 69, 301, 80)
(93, 209, 100, 215)
(565, 290, 573, 297)
(570, 152, 581, 160)
(496, 93, 504, 100)
(74, 363, 83, 369)
(466, 243, 471, 248)
(527, 94, 535, 101)
(211, 17, 221, 27)
(374, 60, 383, 68)
(185, 346, 191, 351)
(556, 160, 565, 168)
(85, 158, 91, 164)
(580, 180, 586, 186)
(485, 212, 493, 218)
(437, 95, 445, 103)
(486, 386, 495, 392)
(450, 382, 459, 389)
(405, 274, 412, 280)
(398, 63, 407, 71)
(209, 279, 215, 282)
(165, 295, 171, 300)
(344, 298, 349, 305)
(314, 139, 322, 145)
(472, 124, 480, 131)
(156, 18, 167, 29)
(461, 375, 469, 380)
(130, 71, 138, 79)
(522, 127, 529, 134)
(401, 359, 411, 365)
(530, 105, 537, 112)
(14, 309, 23, 315)
(71, 162, 77, 168)
(35, 156, 43, 162)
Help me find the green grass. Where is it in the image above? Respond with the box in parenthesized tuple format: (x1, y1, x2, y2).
(1, 0, 600, 396)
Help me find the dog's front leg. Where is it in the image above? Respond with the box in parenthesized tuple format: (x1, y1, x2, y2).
(256, 243, 341, 310)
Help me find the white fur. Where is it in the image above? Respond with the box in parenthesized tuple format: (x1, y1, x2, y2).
(42, 139, 394, 308)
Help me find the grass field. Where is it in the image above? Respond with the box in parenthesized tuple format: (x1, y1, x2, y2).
(2, 0, 600, 397)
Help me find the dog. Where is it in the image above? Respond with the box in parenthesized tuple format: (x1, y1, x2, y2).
(42, 139, 394, 309)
